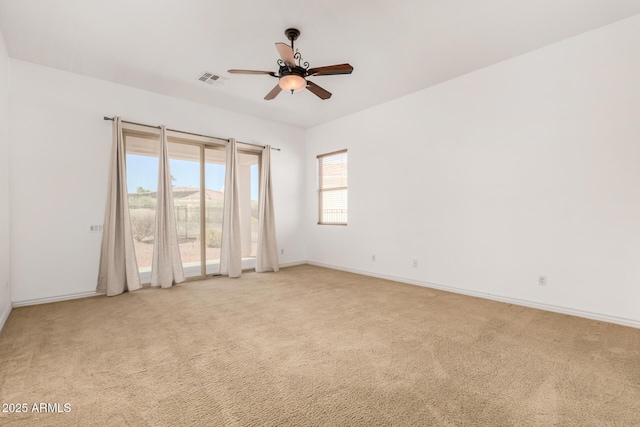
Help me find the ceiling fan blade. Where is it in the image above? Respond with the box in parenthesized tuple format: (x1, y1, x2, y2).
(306, 80, 332, 100)
(228, 69, 276, 76)
(307, 63, 354, 76)
(275, 42, 296, 67)
(264, 84, 282, 100)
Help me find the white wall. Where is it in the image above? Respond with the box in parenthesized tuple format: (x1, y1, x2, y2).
(9, 60, 306, 303)
(0, 30, 11, 329)
(305, 15, 640, 326)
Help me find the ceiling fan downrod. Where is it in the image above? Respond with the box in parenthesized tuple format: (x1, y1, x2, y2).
(285, 28, 300, 51)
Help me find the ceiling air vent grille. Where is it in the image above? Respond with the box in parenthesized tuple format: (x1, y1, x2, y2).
(197, 71, 228, 86)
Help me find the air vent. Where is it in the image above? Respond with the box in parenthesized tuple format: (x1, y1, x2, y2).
(197, 71, 228, 86)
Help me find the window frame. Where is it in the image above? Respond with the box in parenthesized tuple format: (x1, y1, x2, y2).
(317, 149, 348, 226)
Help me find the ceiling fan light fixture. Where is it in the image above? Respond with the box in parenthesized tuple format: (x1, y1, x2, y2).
(279, 74, 306, 94)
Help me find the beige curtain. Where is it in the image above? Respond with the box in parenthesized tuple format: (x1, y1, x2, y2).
(151, 126, 185, 287)
(97, 117, 141, 296)
(220, 138, 242, 278)
(256, 146, 279, 272)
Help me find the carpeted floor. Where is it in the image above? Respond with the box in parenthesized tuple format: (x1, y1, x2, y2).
(0, 264, 639, 426)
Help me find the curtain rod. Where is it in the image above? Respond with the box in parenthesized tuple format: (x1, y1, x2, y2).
(103, 116, 281, 151)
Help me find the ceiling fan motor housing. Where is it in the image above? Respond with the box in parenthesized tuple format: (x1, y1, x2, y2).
(279, 65, 306, 79)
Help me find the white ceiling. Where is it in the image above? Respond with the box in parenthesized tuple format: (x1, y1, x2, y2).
(1, 0, 640, 129)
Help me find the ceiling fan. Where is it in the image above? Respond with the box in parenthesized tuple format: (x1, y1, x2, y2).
(228, 28, 354, 100)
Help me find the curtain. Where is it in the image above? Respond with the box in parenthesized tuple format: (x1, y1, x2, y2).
(151, 126, 185, 287)
(220, 138, 242, 278)
(256, 146, 279, 272)
(97, 117, 141, 296)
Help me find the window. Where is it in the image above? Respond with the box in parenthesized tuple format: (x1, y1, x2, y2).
(317, 149, 348, 225)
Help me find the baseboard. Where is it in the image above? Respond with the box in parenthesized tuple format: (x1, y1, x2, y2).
(10, 264, 307, 307)
(279, 261, 307, 268)
(10, 261, 637, 330)
(12, 291, 105, 308)
(307, 261, 640, 330)
(0, 303, 11, 333)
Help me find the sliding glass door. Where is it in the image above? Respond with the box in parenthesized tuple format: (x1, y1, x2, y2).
(238, 151, 260, 268)
(167, 142, 202, 278)
(125, 134, 159, 284)
(204, 147, 226, 274)
(125, 126, 260, 283)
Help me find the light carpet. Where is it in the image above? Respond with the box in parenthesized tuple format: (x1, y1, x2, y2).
(1, 264, 639, 426)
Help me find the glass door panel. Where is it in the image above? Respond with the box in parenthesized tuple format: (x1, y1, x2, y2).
(167, 142, 202, 278)
(249, 162, 259, 258)
(204, 147, 226, 274)
(125, 134, 159, 284)
(238, 151, 260, 269)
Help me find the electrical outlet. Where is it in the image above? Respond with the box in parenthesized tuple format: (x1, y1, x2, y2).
(412, 259, 418, 268)
(372, 254, 376, 261)
(280, 249, 284, 255)
(538, 275, 547, 286)
(89, 225, 103, 233)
